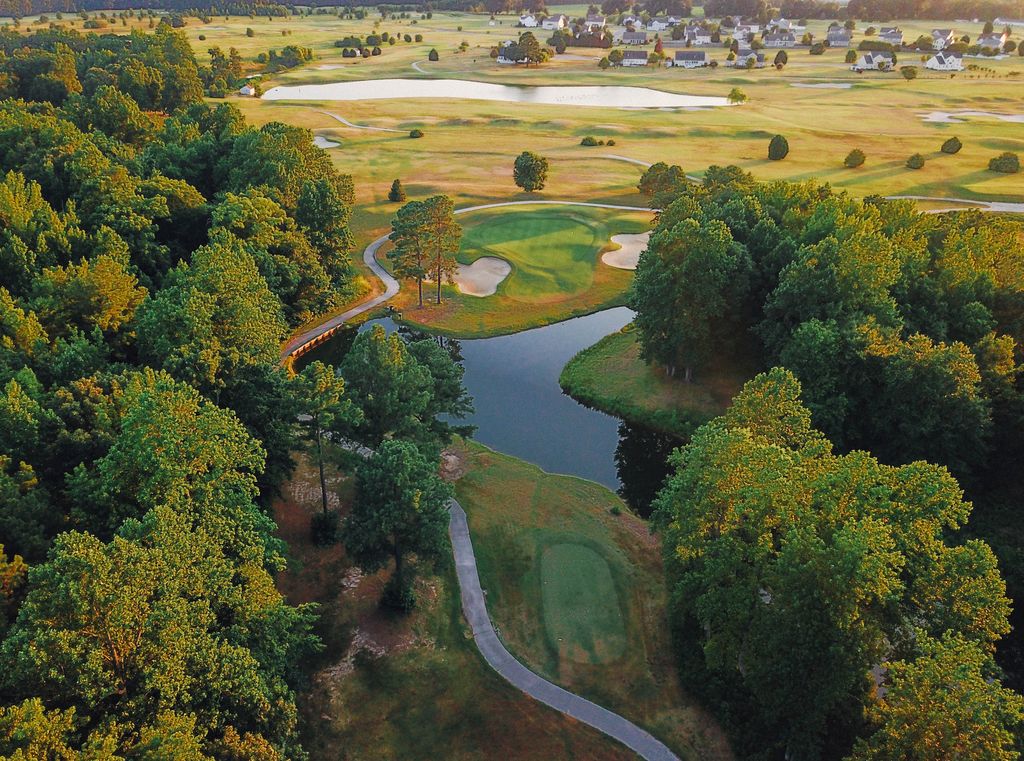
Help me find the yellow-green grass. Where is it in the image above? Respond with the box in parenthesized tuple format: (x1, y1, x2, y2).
(273, 450, 638, 761)
(452, 439, 734, 760)
(559, 325, 752, 436)
(385, 205, 651, 337)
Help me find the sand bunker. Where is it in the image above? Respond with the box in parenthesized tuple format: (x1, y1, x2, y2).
(791, 82, 853, 89)
(602, 232, 650, 271)
(316, 64, 344, 70)
(455, 257, 511, 297)
(313, 135, 340, 149)
(920, 110, 1024, 123)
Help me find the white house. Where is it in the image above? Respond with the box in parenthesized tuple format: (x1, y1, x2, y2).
(735, 23, 761, 36)
(518, 13, 538, 27)
(585, 14, 607, 30)
(621, 49, 649, 65)
(764, 31, 795, 47)
(648, 17, 671, 31)
(931, 28, 956, 48)
(879, 26, 903, 45)
(542, 13, 568, 30)
(621, 14, 643, 28)
(685, 24, 713, 45)
(851, 50, 895, 70)
(239, 84, 257, 96)
(497, 39, 527, 64)
(672, 50, 710, 67)
(925, 50, 964, 70)
(622, 30, 648, 45)
(732, 48, 766, 67)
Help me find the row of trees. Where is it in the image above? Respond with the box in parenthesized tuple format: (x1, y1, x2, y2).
(630, 165, 1024, 757)
(0, 22, 469, 758)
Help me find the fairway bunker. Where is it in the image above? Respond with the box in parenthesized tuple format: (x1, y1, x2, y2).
(312, 135, 340, 149)
(920, 110, 1024, 123)
(602, 232, 651, 271)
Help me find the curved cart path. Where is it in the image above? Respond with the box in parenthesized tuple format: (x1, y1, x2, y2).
(449, 500, 679, 761)
(885, 194, 1024, 214)
(318, 110, 405, 133)
(281, 200, 653, 360)
(282, 200, 682, 760)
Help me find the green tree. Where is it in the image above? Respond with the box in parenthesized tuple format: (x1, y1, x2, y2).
(339, 325, 472, 456)
(849, 632, 1024, 761)
(630, 214, 749, 381)
(390, 200, 431, 307)
(345, 439, 453, 609)
(388, 178, 406, 202)
(295, 177, 355, 285)
(941, 136, 963, 154)
(906, 152, 925, 169)
(518, 31, 545, 66)
(768, 134, 789, 160)
(513, 151, 549, 192)
(845, 148, 866, 167)
(727, 86, 747, 103)
(428, 48, 439, 61)
(293, 361, 359, 518)
(422, 195, 462, 305)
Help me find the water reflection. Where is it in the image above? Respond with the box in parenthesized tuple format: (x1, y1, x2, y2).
(614, 423, 683, 518)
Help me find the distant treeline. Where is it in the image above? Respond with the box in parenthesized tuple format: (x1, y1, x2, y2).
(704, 0, 1024, 20)
(1, 0, 290, 17)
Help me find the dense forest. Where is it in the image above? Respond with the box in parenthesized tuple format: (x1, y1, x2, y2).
(0, 23, 473, 757)
(633, 164, 1024, 759)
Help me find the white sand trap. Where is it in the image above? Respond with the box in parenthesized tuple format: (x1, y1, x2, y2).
(791, 82, 853, 89)
(602, 232, 650, 270)
(316, 64, 344, 70)
(313, 135, 340, 149)
(920, 110, 1024, 123)
(455, 257, 511, 296)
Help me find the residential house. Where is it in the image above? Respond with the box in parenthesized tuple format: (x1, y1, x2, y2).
(585, 14, 607, 31)
(518, 13, 538, 27)
(542, 13, 568, 30)
(666, 15, 683, 25)
(931, 28, 956, 48)
(620, 14, 643, 28)
(684, 24, 713, 44)
(768, 17, 797, 31)
(732, 48, 766, 67)
(622, 30, 648, 45)
(827, 27, 852, 46)
(878, 26, 903, 45)
(764, 31, 796, 47)
(977, 32, 1008, 49)
(238, 84, 257, 97)
(672, 50, 710, 67)
(497, 39, 526, 63)
(925, 50, 964, 70)
(621, 49, 650, 65)
(994, 16, 1024, 25)
(648, 17, 672, 31)
(851, 50, 895, 70)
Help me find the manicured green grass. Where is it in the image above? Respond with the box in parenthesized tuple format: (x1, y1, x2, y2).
(559, 325, 752, 436)
(540, 543, 627, 665)
(387, 205, 652, 337)
(452, 439, 734, 760)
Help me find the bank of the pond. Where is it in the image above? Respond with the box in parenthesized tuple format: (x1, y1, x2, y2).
(559, 326, 746, 439)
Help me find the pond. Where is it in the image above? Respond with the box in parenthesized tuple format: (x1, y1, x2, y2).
(262, 78, 732, 109)
(299, 307, 679, 514)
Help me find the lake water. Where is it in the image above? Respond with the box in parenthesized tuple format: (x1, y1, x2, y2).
(299, 307, 680, 508)
(262, 78, 731, 109)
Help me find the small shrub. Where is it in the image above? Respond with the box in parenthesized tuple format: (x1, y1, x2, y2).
(311, 510, 340, 545)
(727, 87, 747, 104)
(198, 33, 205, 40)
(941, 136, 963, 154)
(845, 148, 866, 167)
(245, 26, 254, 37)
(428, 47, 439, 61)
(906, 153, 925, 169)
(581, 135, 599, 146)
(989, 152, 1020, 173)
(388, 178, 406, 202)
(610, 505, 622, 516)
(768, 134, 789, 161)
(381, 575, 416, 611)
(409, 128, 424, 138)
(606, 138, 616, 146)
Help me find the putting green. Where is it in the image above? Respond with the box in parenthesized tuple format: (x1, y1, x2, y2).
(540, 542, 627, 665)
(458, 210, 633, 304)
